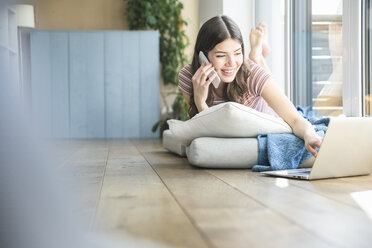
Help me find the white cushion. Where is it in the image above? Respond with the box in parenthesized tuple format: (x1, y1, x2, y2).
(186, 137, 314, 169)
(167, 102, 292, 146)
(162, 129, 186, 156)
(186, 137, 258, 168)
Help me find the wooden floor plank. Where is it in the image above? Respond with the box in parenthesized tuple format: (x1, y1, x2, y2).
(93, 139, 209, 248)
(286, 175, 372, 209)
(55, 139, 109, 229)
(208, 169, 372, 248)
(56, 138, 372, 248)
(133, 139, 331, 248)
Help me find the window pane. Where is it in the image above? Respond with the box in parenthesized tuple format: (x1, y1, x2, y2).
(312, 0, 343, 116)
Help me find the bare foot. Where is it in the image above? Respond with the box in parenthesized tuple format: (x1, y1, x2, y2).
(249, 25, 264, 63)
(249, 23, 271, 63)
(259, 23, 271, 59)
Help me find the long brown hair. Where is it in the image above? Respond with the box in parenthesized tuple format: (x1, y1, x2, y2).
(188, 15, 250, 118)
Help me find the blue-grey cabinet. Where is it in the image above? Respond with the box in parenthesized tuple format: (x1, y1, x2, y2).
(30, 30, 159, 138)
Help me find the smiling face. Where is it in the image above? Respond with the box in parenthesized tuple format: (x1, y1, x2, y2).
(207, 38, 243, 83)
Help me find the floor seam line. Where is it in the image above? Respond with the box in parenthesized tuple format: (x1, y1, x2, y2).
(131, 139, 215, 248)
(89, 139, 110, 231)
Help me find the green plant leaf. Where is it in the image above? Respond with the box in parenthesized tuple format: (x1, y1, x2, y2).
(124, 0, 190, 131)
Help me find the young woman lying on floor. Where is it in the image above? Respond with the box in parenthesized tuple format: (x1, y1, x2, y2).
(178, 15, 322, 157)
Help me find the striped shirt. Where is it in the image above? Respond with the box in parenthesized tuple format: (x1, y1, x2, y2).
(178, 59, 278, 116)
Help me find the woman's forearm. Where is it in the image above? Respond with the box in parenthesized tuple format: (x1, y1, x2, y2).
(291, 116, 317, 141)
(291, 115, 322, 157)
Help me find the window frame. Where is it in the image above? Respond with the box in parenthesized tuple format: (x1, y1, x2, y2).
(343, 0, 363, 116)
(286, 0, 366, 116)
(363, 0, 372, 116)
(288, 0, 313, 107)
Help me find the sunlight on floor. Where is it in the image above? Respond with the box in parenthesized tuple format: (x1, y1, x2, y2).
(351, 190, 372, 220)
(275, 178, 289, 188)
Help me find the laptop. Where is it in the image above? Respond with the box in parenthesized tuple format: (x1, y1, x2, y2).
(261, 117, 372, 180)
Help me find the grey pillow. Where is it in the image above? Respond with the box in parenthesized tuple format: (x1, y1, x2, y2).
(162, 129, 186, 156)
(163, 130, 314, 169)
(186, 137, 259, 168)
(186, 137, 314, 169)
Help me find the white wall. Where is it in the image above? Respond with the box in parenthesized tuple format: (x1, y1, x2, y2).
(198, 0, 223, 27)
(223, 0, 255, 58)
(198, 0, 254, 54)
(0, 3, 20, 99)
(255, 0, 286, 91)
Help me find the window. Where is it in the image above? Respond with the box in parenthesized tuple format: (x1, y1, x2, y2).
(290, 0, 343, 116)
(311, 0, 343, 116)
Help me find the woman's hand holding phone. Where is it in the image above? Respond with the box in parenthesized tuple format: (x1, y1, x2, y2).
(191, 62, 217, 111)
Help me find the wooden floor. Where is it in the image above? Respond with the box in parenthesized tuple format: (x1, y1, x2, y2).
(55, 139, 372, 248)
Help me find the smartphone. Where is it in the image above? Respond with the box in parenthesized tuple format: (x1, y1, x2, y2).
(198, 51, 221, 88)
